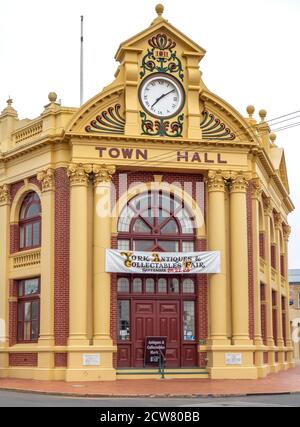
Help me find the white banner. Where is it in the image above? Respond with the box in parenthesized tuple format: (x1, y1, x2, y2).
(105, 249, 220, 274)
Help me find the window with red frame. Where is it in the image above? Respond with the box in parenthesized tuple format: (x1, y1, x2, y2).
(17, 278, 40, 343)
(19, 192, 41, 250)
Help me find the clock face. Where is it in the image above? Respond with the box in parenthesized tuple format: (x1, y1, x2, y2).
(139, 73, 185, 119)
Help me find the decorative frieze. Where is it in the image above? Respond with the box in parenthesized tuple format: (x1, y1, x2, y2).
(67, 163, 92, 186)
(93, 165, 116, 185)
(0, 184, 10, 206)
(37, 168, 55, 192)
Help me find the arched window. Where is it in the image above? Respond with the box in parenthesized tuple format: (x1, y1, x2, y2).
(19, 192, 41, 250)
(117, 191, 195, 252)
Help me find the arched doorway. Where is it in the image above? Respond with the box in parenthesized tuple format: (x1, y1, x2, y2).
(116, 191, 197, 368)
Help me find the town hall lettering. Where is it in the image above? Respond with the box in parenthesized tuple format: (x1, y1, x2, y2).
(95, 147, 227, 164)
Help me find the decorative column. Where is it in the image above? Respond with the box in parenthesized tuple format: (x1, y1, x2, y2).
(207, 171, 229, 344)
(67, 163, 92, 346)
(0, 185, 10, 377)
(230, 172, 252, 344)
(263, 197, 276, 368)
(92, 164, 116, 346)
(36, 169, 55, 378)
(274, 213, 284, 367)
(251, 178, 264, 368)
(283, 224, 294, 367)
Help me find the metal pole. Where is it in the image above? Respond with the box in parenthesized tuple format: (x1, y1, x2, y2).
(80, 15, 84, 106)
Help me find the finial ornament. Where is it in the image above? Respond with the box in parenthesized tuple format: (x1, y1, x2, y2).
(270, 133, 277, 146)
(7, 97, 13, 107)
(48, 92, 57, 103)
(259, 109, 267, 123)
(246, 105, 255, 119)
(156, 4, 164, 16)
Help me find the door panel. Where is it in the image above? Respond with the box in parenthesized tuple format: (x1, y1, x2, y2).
(157, 301, 180, 367)
(133, 301, 156, 367)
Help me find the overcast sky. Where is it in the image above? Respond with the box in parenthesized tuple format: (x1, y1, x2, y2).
(0, 0, 299, 268)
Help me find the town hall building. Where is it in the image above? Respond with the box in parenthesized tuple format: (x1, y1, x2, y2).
(0, 5, 294, 381)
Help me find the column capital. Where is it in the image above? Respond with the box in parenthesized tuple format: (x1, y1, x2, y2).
(274, 212, 283, 230)
(251, 177, 263, 199)
(229, 171, 252, 193)
(263, 196, 273, 216)
(37, 168, 55, 192)
(206, 170, 230, 192)
(0, 184, 10, 206)
(93, 164, 116, 186)
(283, 224, 291, 241)
(67, 163, 92, 186)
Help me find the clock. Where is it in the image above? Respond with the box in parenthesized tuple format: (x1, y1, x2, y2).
(139, 73, 185, 119)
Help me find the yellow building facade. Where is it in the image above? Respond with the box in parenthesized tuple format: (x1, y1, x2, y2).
(0, 5, 295, 381)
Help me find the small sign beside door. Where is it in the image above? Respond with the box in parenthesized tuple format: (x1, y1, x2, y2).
(144, 336, 167, 366)
(82, 354, 101, 366)
(225, 353, 242, 365)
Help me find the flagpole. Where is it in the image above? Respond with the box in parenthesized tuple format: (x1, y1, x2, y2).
(80, 15, 84, 106)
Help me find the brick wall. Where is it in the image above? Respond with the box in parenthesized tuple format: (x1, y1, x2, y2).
(9, 280, 18, 346)
(271, 245, 277, 270)
(261, 283, 267, 345)
(54, 168, 70, 346)
(195, 238, 208, 368)
(112, 171, 204, 210)
(54, 353, 68, 368)
(111, 236, 118, 368)
(9, 353, 38, 367)
(272, 290, 278, 346)
(9, 182, 23, 255)
(259, 232, 265, 259)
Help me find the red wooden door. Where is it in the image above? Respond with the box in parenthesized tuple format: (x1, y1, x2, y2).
(132, 300, 156, 367)
(132, 299, 181, 368)
(157, 301, 180, 367)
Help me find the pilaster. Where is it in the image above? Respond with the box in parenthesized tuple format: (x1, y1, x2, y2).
(92, 164, 116, 347)
(0, 185, 10, 377)
(206, 171, 229, 346)
(35, 169, 55, 379)
(229, 172, 252, 345)
(263, 197, 276, 369)
(67, 163, 92, 346)
(251, 178, 265, 369)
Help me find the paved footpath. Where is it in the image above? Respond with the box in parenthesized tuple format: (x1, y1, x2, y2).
(0, 364, 300, 398)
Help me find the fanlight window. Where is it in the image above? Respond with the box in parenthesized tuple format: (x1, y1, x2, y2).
(117, 191, 195, 252)
(19, 192, 41, 250)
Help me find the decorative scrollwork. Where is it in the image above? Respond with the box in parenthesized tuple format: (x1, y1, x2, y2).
(140, 112, 184, 137)
(200, 111, 236, 141)
(140, 33, 184, 81)
(85, 104, 125, 135)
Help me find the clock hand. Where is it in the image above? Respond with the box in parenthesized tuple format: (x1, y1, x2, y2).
(151, 89, 175, 108)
